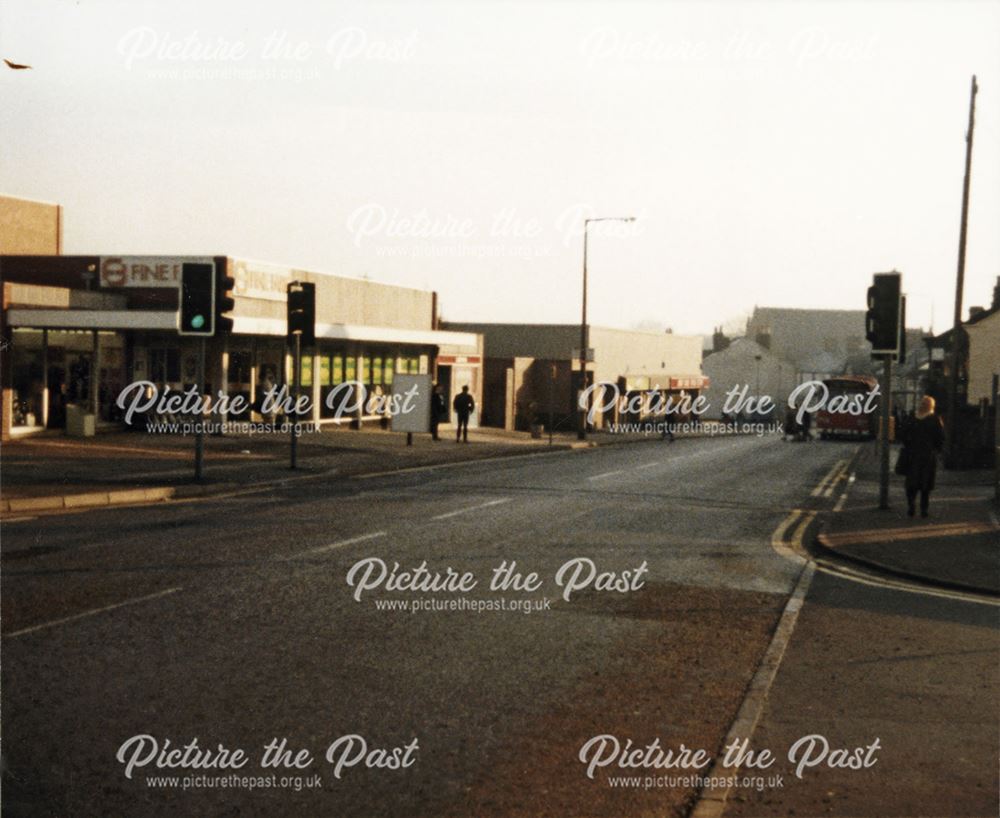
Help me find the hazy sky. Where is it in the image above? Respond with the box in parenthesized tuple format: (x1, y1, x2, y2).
(2, 0, 999, 335)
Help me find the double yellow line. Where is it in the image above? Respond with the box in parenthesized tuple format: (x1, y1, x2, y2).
(771, 459, 847, 561)
(810, 458, 849, 498)
(771, 508, 815, 561)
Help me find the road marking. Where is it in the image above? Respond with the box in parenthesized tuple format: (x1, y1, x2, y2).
(690, 562, 816, 818)
(769, 509, 808, 564)
(811, 459, 846, 497)
(291, 531, 387, 559)
(355, 448, 574, 480)
(813, 557, 1000, 606)
(790, 510, 816, 552)
(588, 469, 625, 481)
(823, 461, 849, 497)
(636, 462, 660, 470)
(2, 516, 38, 523)
(4, 587, 183, 639)
(431, 498, 511, 520)
(822, 521, 997, 548)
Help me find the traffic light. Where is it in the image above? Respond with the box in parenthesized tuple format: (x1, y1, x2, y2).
(178, 262, 215, 336)
(287, 281, 316, 347)
(216, 266, 236, 335)
(866, 271, 902, 355)
(896, 295, 907, 363)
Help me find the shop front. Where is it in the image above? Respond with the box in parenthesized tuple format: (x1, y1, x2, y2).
(1, 255, 482, 438)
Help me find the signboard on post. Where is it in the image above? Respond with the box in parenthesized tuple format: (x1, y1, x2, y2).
(391, 374, 431, 434)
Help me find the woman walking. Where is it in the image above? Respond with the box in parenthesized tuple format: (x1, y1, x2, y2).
(901, 395, 944, 518)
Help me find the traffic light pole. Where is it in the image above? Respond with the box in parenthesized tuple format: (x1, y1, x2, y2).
(878, 355, 892, 510)
(290, 333, 300, 470)
(195, 337, 205, 481)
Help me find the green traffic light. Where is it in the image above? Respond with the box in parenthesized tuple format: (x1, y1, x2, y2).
(191, 315, 205, 329)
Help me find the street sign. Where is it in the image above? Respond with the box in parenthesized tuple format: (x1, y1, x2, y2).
(391, 374, 431, 434)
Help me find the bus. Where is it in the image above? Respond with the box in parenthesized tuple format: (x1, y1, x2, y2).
(815, 375, 879, 439)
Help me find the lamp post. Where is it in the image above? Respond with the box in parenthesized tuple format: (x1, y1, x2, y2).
(579, 216, 636, 440)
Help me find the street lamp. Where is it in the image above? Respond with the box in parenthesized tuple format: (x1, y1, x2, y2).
(579, 216, 636, 440)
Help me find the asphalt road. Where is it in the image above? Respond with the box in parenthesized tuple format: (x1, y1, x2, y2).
(2, 435, 996, 817)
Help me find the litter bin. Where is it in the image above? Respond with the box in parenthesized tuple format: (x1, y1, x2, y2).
(65, 403, 96, 437)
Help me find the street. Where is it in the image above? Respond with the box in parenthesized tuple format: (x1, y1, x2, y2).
(3, 434, 996, 817)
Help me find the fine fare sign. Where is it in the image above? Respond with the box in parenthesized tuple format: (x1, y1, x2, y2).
(99, 256, 215, 288)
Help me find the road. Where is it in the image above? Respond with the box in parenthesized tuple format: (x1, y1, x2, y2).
(2, 435, 997, 817)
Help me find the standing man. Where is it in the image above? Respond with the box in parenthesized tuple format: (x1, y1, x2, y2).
(430, 383, 446, 441)
(453, 385, 475, 443)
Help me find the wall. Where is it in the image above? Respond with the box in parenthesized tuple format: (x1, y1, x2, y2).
(231, 257, 433, 330)
(589, 326, 703, 385)
(966, 312, 1000, 405)
(0, 195, 61, 254)
(443, 323, 581, 360)
(701, 338, 798, 419)
(1, 196, 63, 440)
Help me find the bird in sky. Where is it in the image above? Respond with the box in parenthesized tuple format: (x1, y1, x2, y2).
(4, 59, 32, 70)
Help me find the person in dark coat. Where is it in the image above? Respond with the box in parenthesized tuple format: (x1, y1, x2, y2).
(901, 395, 944, 518)
(430, 384, 447, 441)
(453, 385, 475, 443)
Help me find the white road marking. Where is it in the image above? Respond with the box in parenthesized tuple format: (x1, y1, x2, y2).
(431, 498, 511, 520)
(636, 462, 660, 470)
(588, 469, 625, 481)
(4, 587, 183, 639)
(291, 531, 387, 559)
(690, 562, 816, 818)
(2, 516, 38, 523)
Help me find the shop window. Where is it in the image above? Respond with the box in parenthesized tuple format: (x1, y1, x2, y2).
(229, 351, 252, 386)
(384, 358, 394, 386)
(300, 357, 313, 388)
(372, 357, 383, 386)
(361, 358, 371, 384)
(331, 355, 344, 384)
(149, 349, 180, 384)
(345, 356, 357, 382)
(319, 356, 331, 386)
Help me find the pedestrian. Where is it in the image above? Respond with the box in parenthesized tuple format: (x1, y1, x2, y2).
(430, 383, 446, 441)
(900, 395, 944, 518)
(453, 385, 475, 443)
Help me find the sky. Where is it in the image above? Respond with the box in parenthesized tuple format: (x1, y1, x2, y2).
(1, 0, 999, 336)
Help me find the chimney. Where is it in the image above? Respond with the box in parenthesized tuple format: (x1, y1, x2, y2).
(969, 306, 985, 321)
(754, 331, 771, 350)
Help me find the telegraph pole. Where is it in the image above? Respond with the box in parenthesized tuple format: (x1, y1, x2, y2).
(945, 75, 978, 466)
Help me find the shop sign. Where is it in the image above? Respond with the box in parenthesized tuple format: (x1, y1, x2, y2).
(100, 256, 214, 288)
(233, 259, 294, 302)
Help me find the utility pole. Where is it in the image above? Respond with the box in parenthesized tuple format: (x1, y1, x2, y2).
(945, 75, 978, 467)
(578, 223, 590, 440)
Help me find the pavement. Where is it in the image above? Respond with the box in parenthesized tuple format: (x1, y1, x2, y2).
(815, 441, 1000, 595)
(0, 421, 725, 513)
